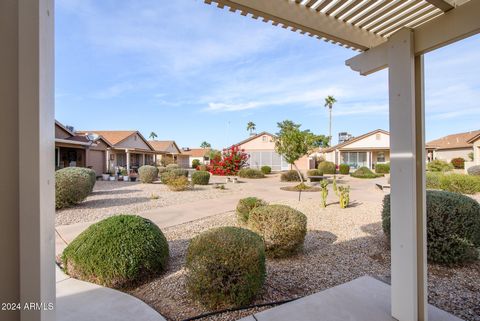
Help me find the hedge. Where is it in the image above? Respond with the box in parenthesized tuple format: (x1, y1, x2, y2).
(62, 215, 169, 288)
(427, 160, 453, 172)
(382, 191, 480, 264)
(191, 171, 210, 185)
(56, 167, 93, 209)
(339, 164, 350, 175)
(375, 163, 390, 174)
(138, 165, 159, 183)
(261, 166, 272, 174)
(186, 227, 265, 309)
(238, 168, 265, 179)
(351, 166, 382, 179)
(318, 161, 336, 174)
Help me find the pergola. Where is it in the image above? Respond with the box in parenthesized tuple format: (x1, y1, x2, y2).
(0, 1, 478, 321)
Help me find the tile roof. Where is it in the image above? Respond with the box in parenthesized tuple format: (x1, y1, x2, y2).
(181, 148, 211, 157)
(427, 130, 480, 150)
(149, 140, 181, 153)
(76, 130, 137, 145)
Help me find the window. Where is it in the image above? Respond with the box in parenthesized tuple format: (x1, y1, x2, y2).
(377, 152, 385, 163)
(262, 136, 267, 142)
(341, 151, 368, 169)
(376, 133, 381, 140)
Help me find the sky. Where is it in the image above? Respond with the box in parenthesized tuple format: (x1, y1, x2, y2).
(55, 0, 480, 149)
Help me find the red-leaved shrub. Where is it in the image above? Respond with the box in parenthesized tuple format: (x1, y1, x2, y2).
(207, 145, 249, 176)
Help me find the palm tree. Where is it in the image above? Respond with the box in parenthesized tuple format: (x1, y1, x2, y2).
(200, 141, 211, 149)
(324, 95, 337, 145)
(149, 132, 158, 140)
(246, 121, 256, 135)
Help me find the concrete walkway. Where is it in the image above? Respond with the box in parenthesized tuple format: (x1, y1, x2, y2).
(56, 265, 166, 321)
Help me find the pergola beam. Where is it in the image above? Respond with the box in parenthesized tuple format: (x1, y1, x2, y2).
(424, 0, 454, 12)
(205, 0, 386, 50)
(346, 0, 480, 75)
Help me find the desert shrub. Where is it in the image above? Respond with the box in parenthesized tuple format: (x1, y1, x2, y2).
(197, 164, 207, 171)
(192, 159, 201, 169)
(161, 169, 188, 184)
(157, 166, 168, 175)
(186, 227, 265, 309)
(192, 171, 210, 185)
(83, 168, 97, 192)
(138, 165, 159, 183)
(248, 205, 307, 258)
(382, 191, 480, 264)
(236, 197, 267, 224)
(166, 176, 190, 191)
(166, 164, 180, 170)
(280, 170, 303, 182)
(55, 167, 92, 209)
(467, 165, 480, 176)
(238, 168, 265, 179)
(261, 166, 272, 174)
(307, 169, 323, 182)
(62, 215, 169, 288)
(375, 163, 390, 174)
(351, 166, 382, 179)
(427, 160, 453, 172)
(451, 157, 465, 169)
(339, 164, 350, 175)
(439, 173, 480, 194)
(318, 161, 336, 174)
(426, 172, 442, 189)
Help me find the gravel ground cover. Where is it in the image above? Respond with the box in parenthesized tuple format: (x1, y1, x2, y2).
(55, 180, 241, 226)
(128, 198, 480, 321)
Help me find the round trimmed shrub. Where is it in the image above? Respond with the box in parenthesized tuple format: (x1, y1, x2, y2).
(467, 165, 480, 176)
(451, 157, 465, 169)
(238, 168, 265, 179)
(236, 197, 267, 224)
(161, 169, 188, 184)
(261, 166, 272, 174)
(382, 191, 480, 264)
(62, 215, 169, 288)
(375, 163, 390, 174)
(307, 169, 323, 182)
(248, 205, 307, 258)
(157, 166, 168, 175)
(56, 167, 92, 209)
(339, 164, 350, 175)
(318, 161, 335, 174)
(84, 168, 97, 192)
(138, 165, 159, 183)
(351, 166, 381, 179)
(192, 159, 201, 169)
(167, 176, 190, 191)
(427, 160, 453, 172)
(186, 227, 266, 309)
(280, 170, 303, 182)
(192, 171, 210, 185)
(166, 164, 180, 170)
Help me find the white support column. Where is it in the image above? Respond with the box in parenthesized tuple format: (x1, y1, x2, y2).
(142, 153, 146, 166)
(126, 150, 130, 173)
(388, 28, 427, 321)
(106, 148, 110, 173)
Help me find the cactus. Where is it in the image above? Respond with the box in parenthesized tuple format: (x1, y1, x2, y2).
(338, 185, 350, 209)
(320, 180, 329, 208)
(332, 175, 339, 196)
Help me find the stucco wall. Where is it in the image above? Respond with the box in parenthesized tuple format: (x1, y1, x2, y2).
(434, 148, 472, 162)
(239, 134, 275, 150)
(55, 123, 71, 139)
(116, 133, 151, 150)
(341, 132, 390, 149)
(473, 140, 480, 165)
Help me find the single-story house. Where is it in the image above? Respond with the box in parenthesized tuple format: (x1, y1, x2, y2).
(234, 132, 312, 172)
(467, 133, 480, 166)
(426, 130, 480, 163)
(77, 130, 157, 173)
(181, 148, 211, 168)
(149, 140, 189, 168)
(55, 121, 112, 176)
(321, 129, 390, 170)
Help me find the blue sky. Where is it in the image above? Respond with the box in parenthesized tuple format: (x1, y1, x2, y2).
(55, 0, 480, 149)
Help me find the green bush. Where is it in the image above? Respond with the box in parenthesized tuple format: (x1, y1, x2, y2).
(166, 164, 180, 170)
(236, 197, 267, 224)
(62, 215, 169, 288)
(351, 166, 382, 179)
(280, 170, 303, 182)
(261, 166, 272, 174)
(197, 164, 207, 171)
(339, 164, 350, 175)
(318, 161, 336, 174)
(467, 165, 480, 176)
(238, 168, 265, 179)
(161, 169, 189, 184)
(248, 205, 307, 258)
(84, 168, 97, 192)
(375, 163, 390, 174)
(427, 160, 453, 172)
(451, 157, 465, 169)
(382, 191, 480, 264)
(307, 169, 323, 182)
(138, 165, 159, 183)
(439, 173, 480, 194)
(192, 159, 201, 169)
(157, 166, 168, 175)
(186, 227, 265, 309)
(167, 176, 190, 191)
(191, 171, 210, 185)
(55, 167, 93, 209)
(426, 172, 442, 189)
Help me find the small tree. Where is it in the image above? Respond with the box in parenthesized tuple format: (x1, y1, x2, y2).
(247, 122, 256, 135)
(149, 132, 158, 140)
(200, 141, 211, 149)
(275, 120, 328, 183)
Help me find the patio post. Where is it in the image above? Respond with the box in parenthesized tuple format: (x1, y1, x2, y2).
(388, 28, 427, 321)
(126, 149, 130, 173)
(106, 148, 110, 173)
(142, 153, 146, 165)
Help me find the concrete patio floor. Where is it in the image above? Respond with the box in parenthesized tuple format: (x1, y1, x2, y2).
(239, 276, 462, 321)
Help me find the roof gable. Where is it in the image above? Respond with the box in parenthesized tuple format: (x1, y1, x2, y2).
(234, 132, 276, 146)
(324, 129, 389, 152)
(149, 140, 181, 154)
(76, 130, 154, 151)
(427, 130, 480, 150)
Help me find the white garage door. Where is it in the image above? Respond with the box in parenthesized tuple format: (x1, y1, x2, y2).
(247, 151, 289, 171)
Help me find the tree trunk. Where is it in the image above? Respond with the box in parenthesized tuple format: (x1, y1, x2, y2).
(329, 108, 332, 145)
(292, 163, 304, 183)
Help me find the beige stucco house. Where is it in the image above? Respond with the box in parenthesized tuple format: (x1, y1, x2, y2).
(181, 148, 211, 168)
(426, 130, 479, 163)
(467, 133, 480, 166)
(234, 132, 312, 172)
(149, 140, 189, 168)
(55, 121, 113, 176)
(321, 129, 390, 170)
